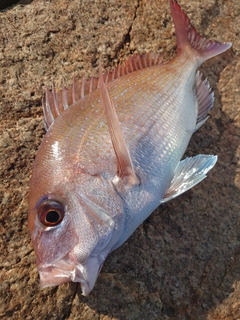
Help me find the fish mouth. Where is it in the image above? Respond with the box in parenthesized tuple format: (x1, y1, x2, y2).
(38, 254, 103, 296)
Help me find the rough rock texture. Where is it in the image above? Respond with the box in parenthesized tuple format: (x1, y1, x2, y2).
(0, 0, 239, 319)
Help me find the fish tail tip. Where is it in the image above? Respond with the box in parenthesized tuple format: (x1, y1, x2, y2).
(170, 0, 232, 61)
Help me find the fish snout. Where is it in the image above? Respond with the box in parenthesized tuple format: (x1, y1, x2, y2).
(37, 253, 104, 296)
(38, 253, 87, 289)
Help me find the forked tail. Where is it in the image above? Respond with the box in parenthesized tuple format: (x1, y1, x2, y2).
(170, 0, 231, 63)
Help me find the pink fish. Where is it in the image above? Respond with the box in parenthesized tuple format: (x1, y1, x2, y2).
(28, 0, 231, 295)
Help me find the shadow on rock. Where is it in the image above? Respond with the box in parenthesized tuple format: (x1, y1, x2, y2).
(0, 0, 33, 11)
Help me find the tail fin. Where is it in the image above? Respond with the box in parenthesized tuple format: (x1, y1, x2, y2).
(170, 0, 231, 62)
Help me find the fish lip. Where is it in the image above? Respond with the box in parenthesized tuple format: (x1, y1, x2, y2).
(37, 254, 103, 296)
(38, 255, 90, 294)
(38, 263, 88, 290)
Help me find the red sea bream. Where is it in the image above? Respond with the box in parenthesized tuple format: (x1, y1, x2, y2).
(28, 0, 231, 295)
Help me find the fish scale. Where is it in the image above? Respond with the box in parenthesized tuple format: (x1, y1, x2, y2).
(28, 0, 231, 295)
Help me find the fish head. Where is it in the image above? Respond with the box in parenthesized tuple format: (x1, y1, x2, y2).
(28, 171, 125, 296)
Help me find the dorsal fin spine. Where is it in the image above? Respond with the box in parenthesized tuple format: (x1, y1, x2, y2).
(72, 77, 76, 103)
(104, 72, 109, 84)
(62, 83, 69, 110)
(44, 87, 54, 129)
(137, 55, 143, 69)
(52, 82, 60, 116)
(81, 77, 85, 99)
(89, 76, 93, 93)
(42, 97, 49, 130)
(42, 52, 163, 130)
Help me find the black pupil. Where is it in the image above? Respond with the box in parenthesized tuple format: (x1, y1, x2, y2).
(46, 210, 60, 223)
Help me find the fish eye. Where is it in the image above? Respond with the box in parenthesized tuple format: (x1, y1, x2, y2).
(37, 199, 64, 227)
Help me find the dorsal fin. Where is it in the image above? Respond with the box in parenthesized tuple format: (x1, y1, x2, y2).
(42, 52, 163, 130)
(99, 66, 140, 187)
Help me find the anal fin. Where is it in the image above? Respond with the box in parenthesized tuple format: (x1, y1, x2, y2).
(162, 154, 217, 203)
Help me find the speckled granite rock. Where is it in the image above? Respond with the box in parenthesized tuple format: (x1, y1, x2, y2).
(0, 0, 239, 319)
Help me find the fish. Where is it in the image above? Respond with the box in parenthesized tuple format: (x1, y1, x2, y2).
(28, 0, 231, 296)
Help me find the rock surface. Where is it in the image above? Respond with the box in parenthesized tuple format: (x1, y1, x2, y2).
(0, 0, 239, 319)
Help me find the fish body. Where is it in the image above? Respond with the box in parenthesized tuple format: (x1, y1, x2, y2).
(28, 0, 231, 295)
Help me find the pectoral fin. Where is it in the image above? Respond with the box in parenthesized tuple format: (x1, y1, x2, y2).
(162, 154, 217, 203)
(99, 67, 139, 186)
